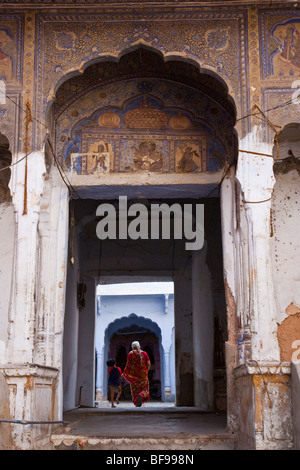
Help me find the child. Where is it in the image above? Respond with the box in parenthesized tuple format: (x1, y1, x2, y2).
(106, 359, 122, 408)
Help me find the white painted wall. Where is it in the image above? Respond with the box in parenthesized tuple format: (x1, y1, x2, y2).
(271, 169, 300, 321)
(63, 234, 80, 411)
(192, 244, 214, 410)
(174, 268, 194, 406)
(0, 203, 15, 362)
(76, 278, 97, 407)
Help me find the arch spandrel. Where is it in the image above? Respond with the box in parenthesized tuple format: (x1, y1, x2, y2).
(37, 10, 247, 141)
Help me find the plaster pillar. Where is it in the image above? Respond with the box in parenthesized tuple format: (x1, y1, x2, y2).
(7, 151, 46, 363)
(35, 176, 69, 369)
(234, 129, 292, 449)
(236, 137, 279, 361)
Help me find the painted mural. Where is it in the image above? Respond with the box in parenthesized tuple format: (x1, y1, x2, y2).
(272, 20, 300, 74)
(259, 9, 300, 141)
(0, 28, 13, 82)
(0, 15, 24, 156)
(57, 80, 230, 175)
(0, 18, 22, 83)
(260, 11, 300, 78)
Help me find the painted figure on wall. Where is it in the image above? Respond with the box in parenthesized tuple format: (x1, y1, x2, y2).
(132, 140, 164, 171)
(71, 150, 110, 175)
(71, 140, 111, 175)
(88, 153, 108, 174)
(176, 143, 202, 173)
(271, 20, 300, 75)
(0, 29, 13, 81)
(291, 27, 300, 69)
(86, 144, 109, 174)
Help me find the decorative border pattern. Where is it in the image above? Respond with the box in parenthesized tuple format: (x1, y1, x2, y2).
(34, 9, 249, 142)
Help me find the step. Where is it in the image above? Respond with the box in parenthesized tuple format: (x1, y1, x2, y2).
(51, 434, 237, 450)
(51, 407, 237, 450)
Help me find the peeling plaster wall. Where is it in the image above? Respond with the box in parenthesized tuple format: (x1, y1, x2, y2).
(0, 371, 13, 449)
(271, 166, 300, 361)
(292, 362, 300, 449)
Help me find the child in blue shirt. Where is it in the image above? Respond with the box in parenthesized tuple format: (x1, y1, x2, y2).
(106, 358, 122, 408)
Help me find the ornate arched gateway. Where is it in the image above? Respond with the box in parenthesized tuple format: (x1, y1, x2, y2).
(0, 3, 300, 451)
(60, 47, 235, 416)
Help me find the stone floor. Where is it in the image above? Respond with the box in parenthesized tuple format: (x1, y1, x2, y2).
(51, 401, 237, 450)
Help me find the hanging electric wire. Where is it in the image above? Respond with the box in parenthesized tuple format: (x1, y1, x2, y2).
(46, 137, 82, 200)
(0, 80, 296, 190)
(0, 135, 47, 172)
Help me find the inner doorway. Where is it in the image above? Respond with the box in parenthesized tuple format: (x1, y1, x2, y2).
(95, 281, 175, 404)
(63, 194, 227, 412)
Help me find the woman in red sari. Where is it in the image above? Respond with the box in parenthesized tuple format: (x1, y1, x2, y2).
(123, 341, 151, 407)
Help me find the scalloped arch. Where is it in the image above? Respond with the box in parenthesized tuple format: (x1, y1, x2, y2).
(104, 313, 162, 343)
(46, 43, 237, 124)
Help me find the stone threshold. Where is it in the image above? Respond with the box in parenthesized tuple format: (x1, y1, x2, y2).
(51, 434, 237, 450)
